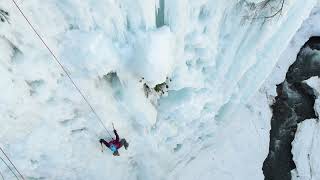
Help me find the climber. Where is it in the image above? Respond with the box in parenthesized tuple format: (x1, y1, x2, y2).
(99, 124, 129, 156)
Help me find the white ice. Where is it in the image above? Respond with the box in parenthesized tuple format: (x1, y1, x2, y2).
(291, 77, 320, 180)
(0, 0, 320, 180)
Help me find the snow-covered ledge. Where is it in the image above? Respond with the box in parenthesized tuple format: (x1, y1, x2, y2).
(292, 77, 320, 180)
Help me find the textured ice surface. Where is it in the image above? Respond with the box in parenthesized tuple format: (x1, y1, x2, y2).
(0, 0, 319, 179)
(291, 77, 320, 180)
(292, 118, 320, 180)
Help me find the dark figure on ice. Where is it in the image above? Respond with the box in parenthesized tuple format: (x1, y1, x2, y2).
(99, 125, 129, 156)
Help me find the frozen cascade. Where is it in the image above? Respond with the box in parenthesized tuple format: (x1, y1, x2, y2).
(0, 0, 320, 180)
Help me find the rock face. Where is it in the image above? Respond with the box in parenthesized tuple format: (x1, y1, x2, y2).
(263, 37, 320, 180)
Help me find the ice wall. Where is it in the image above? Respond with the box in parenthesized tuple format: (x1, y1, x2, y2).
(0, 0, 318, 179)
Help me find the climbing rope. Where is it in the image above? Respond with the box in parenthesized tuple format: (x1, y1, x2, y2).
(11, 0, 114, 139)
(0, 155, 19, 180)
(0, 147, 25, 180)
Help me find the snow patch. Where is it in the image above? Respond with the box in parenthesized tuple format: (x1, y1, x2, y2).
(292, 119, 320, 180)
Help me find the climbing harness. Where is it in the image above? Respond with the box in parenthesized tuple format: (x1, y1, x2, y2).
(109, 144, 117, 153)
(11, 0, 113, 139)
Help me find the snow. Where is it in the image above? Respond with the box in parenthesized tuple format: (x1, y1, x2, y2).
(306, 76, 320, 117)
(280, 7, 320, 180)
(129, 27, 176, 87)
(292, 119, 320, 180)
(291, 77, 320, 180)
(263, 5, 320, 96)
(305, 77, 320, 94)
(0, 0, 320, 179)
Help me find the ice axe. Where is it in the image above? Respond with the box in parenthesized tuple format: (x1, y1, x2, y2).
(100, 143, 104, 152)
